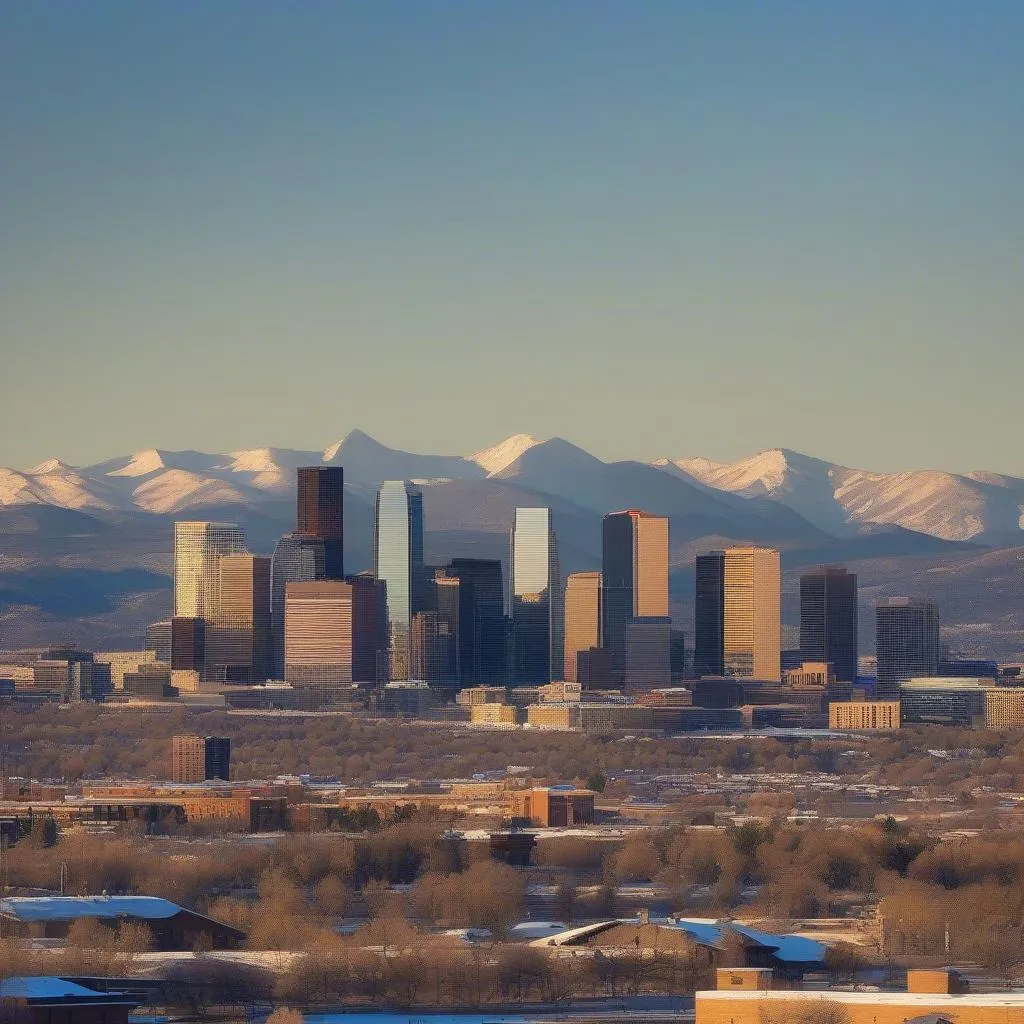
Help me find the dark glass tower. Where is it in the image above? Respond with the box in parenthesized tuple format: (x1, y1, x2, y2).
(296, 466, 344, 580)
(444, 558, 506, 686)
(800, 566, 858, 682)
(876, 598, 940, 697)
(693, 552, 725, 677)
(510, 507, 563, 684)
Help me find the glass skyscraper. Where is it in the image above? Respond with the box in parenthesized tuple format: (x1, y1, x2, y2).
(270, 534, 326, 679)
(876, 597, 939, 697)
(510, 507, 563, 684)
(173, 522, 246, 619)
(296, 466, 344, 580)
(373, 480, 424, 680)
(800, 566, 858, 683)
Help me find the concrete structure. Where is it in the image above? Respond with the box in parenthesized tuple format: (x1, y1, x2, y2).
(94, 650, 157, 691)
(799, 566, 858, 683)
(563, 571, 601, 683)
(829, 700, 901, 730)
(876, 597, 940, 698)
(984, 686, 1024, 728)
(470, 703, 519, 727)
(508, 785, 595, 827)
(695, 967, 1024, 1024)
(410, 609, 456, 685)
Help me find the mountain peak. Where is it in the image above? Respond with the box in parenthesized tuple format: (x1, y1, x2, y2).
(107, 449, 166, 478)
(469, 434, 544, 475)
(27, 458, 70, 475)
(322, 429, 386, 463)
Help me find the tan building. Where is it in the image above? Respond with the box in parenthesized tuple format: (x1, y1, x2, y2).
(723, 546, 781, 682)
(784, 661, 835, 688)
(170, 735, 206, 784)
(456, 685, 508, 705)
(527, 703, 579, 729)
(173, 521, 246, 619)
(508, 786, 595, 827)
(829, 700, 901, 731)
(563, 571, 602, 682)
(538, 680, 582, 702)
(206, 554, 271, 683)
(696, 967, 1024, 1024)
(470, 703, 520, 727)
(95, 650, 158, 690)
(984, 687, 1024, 729)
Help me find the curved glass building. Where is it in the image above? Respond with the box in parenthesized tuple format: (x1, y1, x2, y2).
(510, 507, 563, 684)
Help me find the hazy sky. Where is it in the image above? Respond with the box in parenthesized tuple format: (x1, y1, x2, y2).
(2, 1, 1022, 474)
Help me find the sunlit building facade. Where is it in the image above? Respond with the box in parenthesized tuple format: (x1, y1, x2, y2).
(722, 546, 781, 681)
(510, 507, 563, 684)
(206, 554, 272, 683)
(374, 481, 424, 680)
(270, 534, 326, 679)
(563, 571, 602, 683)
(173, 522, 246, 619)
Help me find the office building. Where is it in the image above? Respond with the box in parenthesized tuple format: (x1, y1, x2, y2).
(123, 662, 174, 700)
(829, 701, 901, 731)
(374, 481, 425, 680)
(270, 534, 326, 679)
(443, 558, 506, 686)
(170, 735, 231, 783)
(624, 617, 672, 692)
(563, 571, 601, 683)
(602, 510, 669, 686)
(170, 617, 205, 673)
(145, 621, 172, 663)
(410, 610, 456, 685)
(173, 522, 246, 619)
(508, 786, 596, 827)
(695, 547, 781, 682)
(800, 566, 858, 682)
(694, 552, 725, 677)
(95, 651, 158, 691)
(206, 554, 271, 683)
(510, 507, 563, 684)
(296, 466, 344, 580)
(577, 646, 614, 689)
(284, 580, 386, 700)
(876, 597, 940, 697)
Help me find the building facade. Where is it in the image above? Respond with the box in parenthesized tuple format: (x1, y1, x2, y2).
(205, 554, 271, 683)
(829, 700, 901, 730)
(443, 558, 506, 686)
(296, 465, 345, 580)
(800, 566, 858, 682)
(563, 571, 602, 683)
(270, 533, 327, 680)
(876, 597, 940, 697)
(510, 507, 563, 685)
(172, 522, 246, 619)
(694, 552, 725, 677)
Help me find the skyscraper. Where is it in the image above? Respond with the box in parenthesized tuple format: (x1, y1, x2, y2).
(563, 571, 602, 683)
(602, 510, 669, 686)
(800, 566, 858, 683)
(695, 547, 781, 681)
(510, 507, 563, 684)
(876, 597, 940, 697)
(270, 534, 326, 679)
(694, 552, 725, 677)
(296, 466, 344, 580)
(443, 558, 506, 686)
(173, 522, 246, 619)
(206, 554, 272, 683)
(374, 481, 424, 680)
(284, 579, 387, 702)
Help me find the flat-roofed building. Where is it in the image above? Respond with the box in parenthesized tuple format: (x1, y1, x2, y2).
(508, 786, 595, 827)
(563, 571, 601, 683)
(829, 700, 901, 731)
(205, 554, 271, 683)
(527, 703, 579, 729)
(900, 676, 994, 727)
(95, 650, 157, 691)
(173, 521, 245, 619)
(876, 597, 940, 698)
(984, 687, 1024, 729)
(170, 734, 230, 782)
(800, 566, 858, 683)
(624, 616, 672, 692)
(470, 703, 519, 727)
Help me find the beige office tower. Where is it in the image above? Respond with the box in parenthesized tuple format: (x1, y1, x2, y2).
(206, 554, 272, 683)
(563, 572, 602, 682)
(173, 522, 246, 618)
(723, 546, 781, 681)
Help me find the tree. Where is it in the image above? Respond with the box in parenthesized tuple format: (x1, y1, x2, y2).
(586, 770, 607, 793)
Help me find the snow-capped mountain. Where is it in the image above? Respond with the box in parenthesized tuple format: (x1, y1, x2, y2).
(0, 433, 1021, 545)
(668, 448, 1024, 543)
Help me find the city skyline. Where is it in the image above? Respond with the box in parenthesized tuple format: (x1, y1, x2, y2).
(2, 4, 1022, 474)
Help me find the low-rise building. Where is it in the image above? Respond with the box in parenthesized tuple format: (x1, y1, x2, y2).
(508, 785, 595, 827)
(829, 700, 901, 730)
(470, 703, 520, 727)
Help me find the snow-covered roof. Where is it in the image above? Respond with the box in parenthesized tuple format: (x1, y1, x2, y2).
(0, 977, 123, 1000)
(0, 895, 183, 922)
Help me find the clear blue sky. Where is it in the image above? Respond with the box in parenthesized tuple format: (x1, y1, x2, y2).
(2, 1, 1021, 474)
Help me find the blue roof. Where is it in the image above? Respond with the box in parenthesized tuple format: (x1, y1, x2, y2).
(0, 977, 121, 1000)
(0, 896, 183, 923)
(732, 925, 826, 964)
(670, 920, 725, 946)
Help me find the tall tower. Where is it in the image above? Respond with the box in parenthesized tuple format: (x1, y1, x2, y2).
(296, 466, 345, 580)
(206, 554, 272, 683)
(373, 481, 424, 680)
(510, 508, 563, 684)
(443, 559, 506, 687)
(563, 571, 602, 683)
(876, 597, 940, 697)
(723, 546, 781, 681)
(800, 566, 858, 682)
(173, 522, 246, 619)
(694, 552, 726, 677)
(269, 535, 326, 679)
(601, 510, 669, 686)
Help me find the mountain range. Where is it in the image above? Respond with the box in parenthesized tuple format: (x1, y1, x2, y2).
(0, 431, 1021, 659)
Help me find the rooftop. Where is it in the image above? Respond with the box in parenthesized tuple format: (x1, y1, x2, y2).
(698, 989, 1024, 1007)
(0, 895, 183, 922)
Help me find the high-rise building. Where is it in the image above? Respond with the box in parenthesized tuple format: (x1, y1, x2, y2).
(296, 466, 344, 580)
(443, 558, 506, 686)
(145, 620, 172, 664)
(876, 597, 940, 697)
(170, 617, 205, 673)
(695, 547, 781, 681)
(170, 734, 230, 783)
(624, 617, 672, 692)
(411, 610, 456, 684)
(173, 522, 246, 619)
(510, 508, 563, 684)
(206, 555, 272, 683)
(563, 571, 602, 683)
(800, 566, 858, 683)
(694, 552, 725, 677)
(284, 580, 386, 701)
(269, 534, 326, 679)
(374, 481, 424, 680)
(602, 510, 669, 686)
